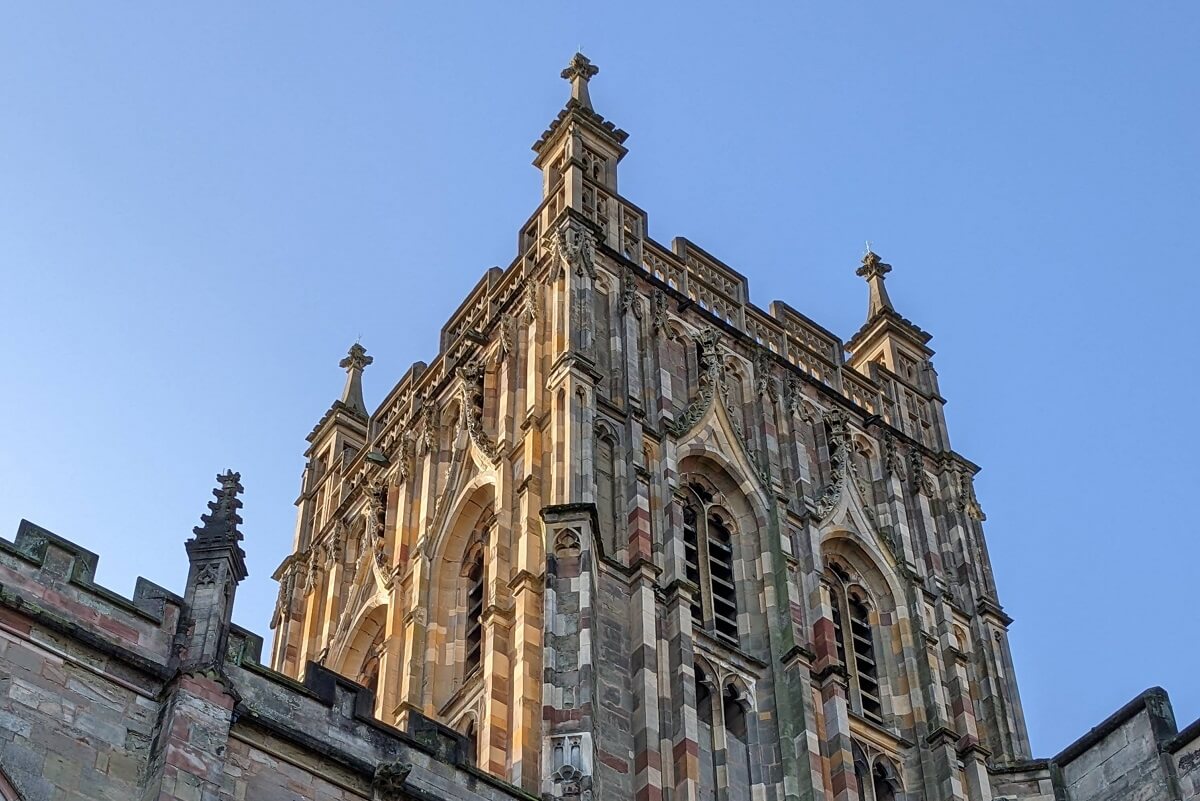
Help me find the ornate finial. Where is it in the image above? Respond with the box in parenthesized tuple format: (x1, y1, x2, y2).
(562, 52, 599, 110)
(192, 470, 244, 545)
(856, 248, 894, 318)
(340, 343, 373, 373)
(338, 342, 372, 417)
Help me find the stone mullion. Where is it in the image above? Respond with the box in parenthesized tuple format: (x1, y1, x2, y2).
(754, 492, 818, 801)
(540, 507, 598, 801)
(509, 426, 545, 792)
(879, 461, 918, 571)
(480, 605, 514, 776)
(509, 568, 544, 792)
(297, 559, 325, 670)
(397, 550, 431, 714)
(660, 486, 703, 801)
(403, 447, 439, 715)
(784, 410, 816, 502)
(378, 577, 405, 721)
(318, 550, 343, 656)
(666, 585, 702, 801)
(919, 614, 965, 801)
(621, 282, 646, 416)
(273, 560, 304, 674)
(812, 582, 858, 801)
(911, 480, 943, 588)
(525, 295, 541, 424)
(937, 606, 991, 801)
(628, 563, 663, 801)
(974, 620, 1025, 762)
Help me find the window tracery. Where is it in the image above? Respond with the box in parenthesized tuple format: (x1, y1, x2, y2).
(695, 664, 756, 800)
(682, 481, 740, 644)
(462, 522, 490, 678)
(827, 561, 883, 722)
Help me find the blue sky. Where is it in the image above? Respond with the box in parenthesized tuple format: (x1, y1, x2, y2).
(1, 4, 1195, 757)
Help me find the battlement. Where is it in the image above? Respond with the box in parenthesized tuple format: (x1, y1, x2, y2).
(0, 519, 184, 671)
(225, 628, 537, 801)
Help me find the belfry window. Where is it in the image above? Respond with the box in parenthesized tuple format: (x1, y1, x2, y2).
(463, 535, 487, 677)
(683, 482, 740, 643)
(827, 564, 882, 722)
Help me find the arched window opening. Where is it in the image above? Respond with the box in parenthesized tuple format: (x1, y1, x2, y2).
(593, 284, 613, 394)
(683, 482, 740, 644)
(359, 627, 385, 696)
(852, 742, 870, 800)
(696, 670, 717, 801)
(873, 762, 898, 801)
(595, 430, 618, 552)
(463, 526, 489, 678)
(723, 686, 751, 801)
(683, 502, 703, 621)
(850, 595, 881, 720)
(708, 515, 738, 641)
(827, 562, 883, 724)
(463, 718, 479, 766)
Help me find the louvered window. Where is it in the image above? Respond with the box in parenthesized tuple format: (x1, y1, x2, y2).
(828, 565, 883, 723)
(464, 544, 486, 676)
(683, 482, 740, 644)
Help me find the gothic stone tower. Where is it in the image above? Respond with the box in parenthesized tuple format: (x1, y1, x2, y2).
(269, 55, 1030, 801)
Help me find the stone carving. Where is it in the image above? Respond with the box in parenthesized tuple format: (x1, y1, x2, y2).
(195, 562, 220, 587)
(667, 328, 722, 437)
(620, 266, 641, 317)
(372, 760, 413, 800)
(304, 549, 323, 595)
(785, 374, 813, 422)
(651, 288, 668, 333)
(364, 479, 388, 540)
(816, 410, 850, 518)
(753, 347, 777, 399)
(909, 446, 935, 496)
(956, 465, 986, 521)
(883, 433, 906, 480)
(548, 218, 597, 280)
(325, 522, 345, 567)
(270, 562, 294, 630)
(339, 342, 373, 373)
(554, 527, 582, 557)
(498, 312, 516, 359)
(521, 280, 540, 324)
(418, 393, 439, 455)
(458, 359, 503, 463)
(291, 558, 309, 600)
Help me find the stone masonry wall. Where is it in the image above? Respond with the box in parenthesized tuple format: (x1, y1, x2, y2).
(0, 604, 163, 801)
(0, 514, 537, 801)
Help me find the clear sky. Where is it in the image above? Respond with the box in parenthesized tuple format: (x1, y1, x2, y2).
(1, 4, 1195, 757)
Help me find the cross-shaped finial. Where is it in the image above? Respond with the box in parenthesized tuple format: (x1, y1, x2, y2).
(856, 249, 891, 281)
(340, 343, 373, 373)
(561, 52, 599, 110)
(856, 248, 894, 317)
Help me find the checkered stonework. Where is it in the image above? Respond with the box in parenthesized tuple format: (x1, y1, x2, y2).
(263, 57, 1197, 801)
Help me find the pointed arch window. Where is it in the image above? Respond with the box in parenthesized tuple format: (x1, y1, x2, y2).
(462, 523, 490, 677)
(695, 667, 756, 800)
(827, 563, 882, 722)
(359, 627, 385, 696)
(683, 482, 740, 643)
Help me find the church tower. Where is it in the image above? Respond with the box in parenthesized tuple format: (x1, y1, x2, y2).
(270, 55, 1030, 801)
